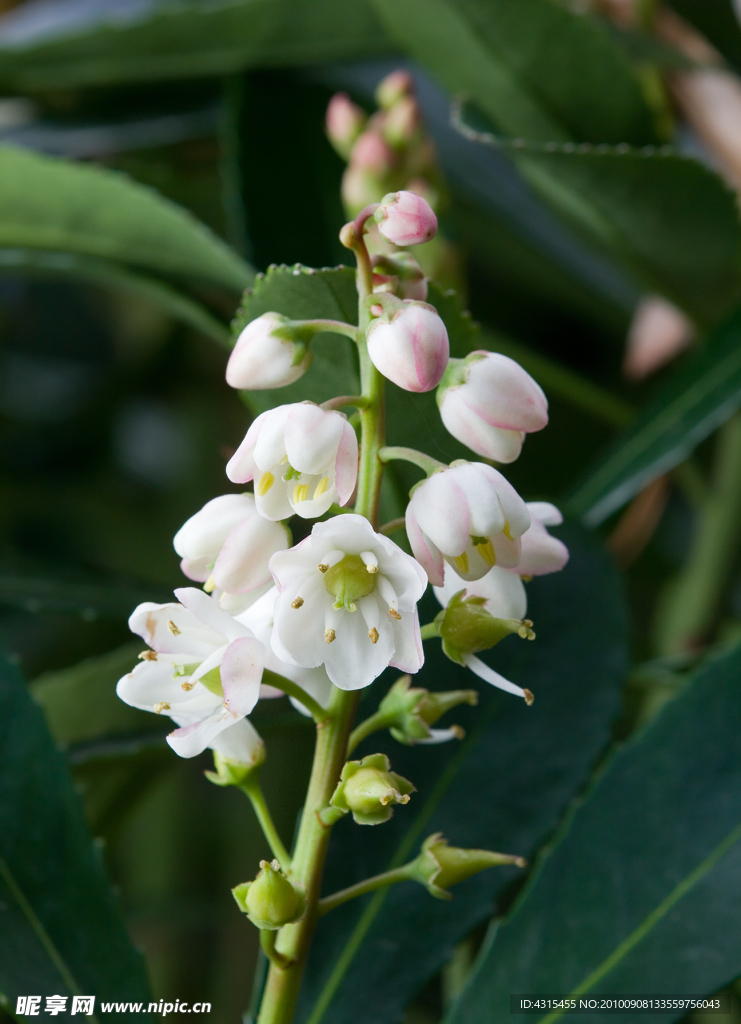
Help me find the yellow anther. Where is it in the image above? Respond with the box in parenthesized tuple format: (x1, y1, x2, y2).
(318, 563, 329, 573)
(313, 477, 329, 499)
(367, 564, 378, 573)
(368, 627, 379, 644)
(324, 628, 336, 644)
(154, 701, 171, 714)
(450, 725, 465, 739)
(453, 552, 469, 575)
(291, 597, 304, 609)
(389, 608, 401, 620)
(138, 650, 157, 661)
(293, 483, 309, 504)
(279, 454, 289, 464)
(181, 681, 195, 691)
(503, 521, 514, 541)
(167, 620, 180, 636)
(257, 472, 275, 496)
(523, 689, 535, 706)
(203, 575, 216, 593)
(474, 539, 496, 567)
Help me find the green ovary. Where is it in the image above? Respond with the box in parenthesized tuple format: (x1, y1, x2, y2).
(324, 554, 377, 611)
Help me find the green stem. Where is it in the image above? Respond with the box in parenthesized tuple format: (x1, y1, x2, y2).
(288, 319, 359, 342)
(320, 395, 369, 412)
(256, 223, 387, 1024)
(346, 710, 397, 757)
(317, 864, 415, 916)
(654, 413, 741, 655)
(379, 517, 406, 536)
(378, 446, 445, 477)
(419, 623, 440, 641)
(261, 669, 330, 725)
(260, 929, 294, 971)
(240, 777, 292, 873)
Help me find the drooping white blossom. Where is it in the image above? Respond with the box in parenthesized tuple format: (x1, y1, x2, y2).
(269, 514, 427, 690)
(512, 502, 569, 577)
(406, 462, 530, 587)
(173, 493, 290, 613)
(226, 403, 358, 521)
(117, 587, 264, 757)
(226, 313, 312, 391)
(437, 351, 548, 463)
(366, 301, 449, 393)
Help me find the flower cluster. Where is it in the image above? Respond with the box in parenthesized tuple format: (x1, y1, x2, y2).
(117, 186, 567, 772)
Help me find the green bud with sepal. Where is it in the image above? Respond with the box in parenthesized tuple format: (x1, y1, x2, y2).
(410, 833, 526, 900)
(324, 753, 415, 825)
(323, 553, 378, 612)
(379, 674, 478, 746)
(232, 859, 306, 930)
(432, 588, 535, 666)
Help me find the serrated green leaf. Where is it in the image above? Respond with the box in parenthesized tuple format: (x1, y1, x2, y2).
(567, 306, 741, 525)
(299, 525, 629, 1024)
(371, 0, 657, 145)
(0, 146, 252, 293)
(0, 0, 391, 91)
(0, 649, 151, 1012)
(446, 642, 741, 1024)
(31, 643, 165, 749)
(371, 0, 741, 322)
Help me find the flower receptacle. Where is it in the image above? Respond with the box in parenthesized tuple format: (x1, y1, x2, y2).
(436, 589, 535, 665)
(329, 753, 415, 825)
(411, 833, 526, 900)
(233, 859, 306, 930)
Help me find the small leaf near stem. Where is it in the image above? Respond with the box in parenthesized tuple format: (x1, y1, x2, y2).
(260, 929, 295, 971)
(240, 777, 292, 873)
(379, 446, 446, 477)
(261, 669, 330, 725)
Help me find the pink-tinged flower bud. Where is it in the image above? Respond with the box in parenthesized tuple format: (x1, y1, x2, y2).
(623, 295, 694, 380)
(325, 92, 366, 160)
(509, 502, 569, 577)
(375, 69, 414, 110)
(437, 351, 548, 463)
(367, 301, 448, 392)
(226, 313, 311, 391)
(406, 462, 530, 587)
(372, 253, 428, 301)
(350, 130, 395, 175)
(374, 190, 438, 247)
(382, 96, 422, 148)
(341, 165, 382, 217)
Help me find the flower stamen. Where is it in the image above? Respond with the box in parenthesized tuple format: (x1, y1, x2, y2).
(168, 620, 181, 636)
(293, 483, 309, 504)
(291, 597, 304, 609)
(154, 701, 171, 714)
(257, 471, 274, 496)
(453, 552, 469, 575)
(139, 650, 157, 661)
(368, 627, 379, 643)
(325, 628, 336, 643)
(314, 477, 329, 499)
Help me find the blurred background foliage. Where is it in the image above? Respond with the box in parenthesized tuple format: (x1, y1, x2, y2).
(2, 0, 741, 1021)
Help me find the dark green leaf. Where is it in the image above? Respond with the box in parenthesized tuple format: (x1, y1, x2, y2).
(370, 0, 741, 322)
(669, 0, 741, 75)
(0, 649, 151, 1010)
(371, 0, 656, 144)
(0, 146, 252, 293)
(0, 557, 170, 620)
(567, 306, 741, 525)
(0, 249, 230, 346)
(31, 642, 165, 749)
(447, 641, 741, 1024)
(0, 0, 391, 91)
(299, 525, 629, 1024)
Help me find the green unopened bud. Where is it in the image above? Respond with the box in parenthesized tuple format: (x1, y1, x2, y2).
(232, 859, 306, 930)
(329, 753, 415, 825)
(204, 738, 266, 788)
(412, 833, 525, 900)
(434, 589, 535, 665)
(379, 675, 477, 745)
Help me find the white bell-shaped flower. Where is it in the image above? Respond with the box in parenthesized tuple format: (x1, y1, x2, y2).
(406, 462, 530, 587)
(117, 587, 264, 757)
(173, 493, 290, 613)
(366, 302, 449, 393)
(269, 514, 427, 690)
(437, 351, 548, 463)
(210, 716, 265, 765)
(511, 502, 569, 577)
(237, 585, 333, 715)
(226, 313, 312, 391)
(227, 403, 358, 521)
